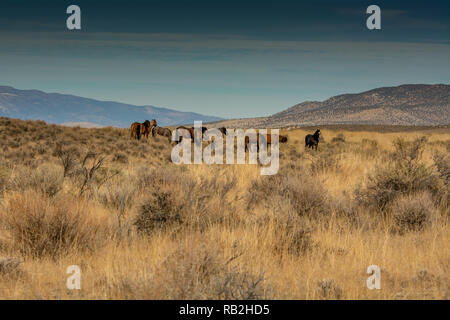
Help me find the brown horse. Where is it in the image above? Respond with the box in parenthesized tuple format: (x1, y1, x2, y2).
(174, 126, 209, 143)
(174, 126, 194, 144)
(130, 122, 141, 140)
(245, 133, 288, 151)
(141, 119, 157, 139)
(152, 125, 172, 143)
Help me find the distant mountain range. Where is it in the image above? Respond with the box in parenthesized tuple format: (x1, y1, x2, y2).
(1, 84, 449, 129)
(0, 86, 222, 127)
(208, 84, 450, 128)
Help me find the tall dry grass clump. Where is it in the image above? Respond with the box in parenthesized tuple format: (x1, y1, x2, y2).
(153, 239, 269, 299)
(272, 213, 314, 256)
(0, 162, 8, 193)
(0, 191, 116, 258)
(0, 118, 449, 299)
(8, 164, 64, 197)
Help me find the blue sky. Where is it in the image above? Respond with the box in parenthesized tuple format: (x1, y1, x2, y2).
(0, 0, 449, 118)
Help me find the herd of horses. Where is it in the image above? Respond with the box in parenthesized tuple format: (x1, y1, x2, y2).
(129, 119, 321, 151)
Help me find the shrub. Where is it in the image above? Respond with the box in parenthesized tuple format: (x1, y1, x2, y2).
(134, 191, 182, 234)
(8, 163, 64, 197)
(433, 152, 450, 185)
(157, 241, 268, 299)
(0, 191, 113, 258)
(360, 163, 441, 210)
(390, 192, 435, 233)
(433, 152, 450, 207)
(392, 137, 427, 165)
(71, 152, 119, 196)
(248, 165, 329, 219)
(357, 137, 442, 210)
(135, 167, 231, 231)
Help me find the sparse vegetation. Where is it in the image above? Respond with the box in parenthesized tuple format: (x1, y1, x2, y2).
(390, 192, 436, 234)
(0, 117, 448, 299)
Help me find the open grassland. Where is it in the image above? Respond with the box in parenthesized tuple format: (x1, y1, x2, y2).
(0, 117, 449, 299)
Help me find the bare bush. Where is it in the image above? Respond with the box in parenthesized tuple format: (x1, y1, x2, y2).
(55, 144, 79, 177)
(72, 152, 119, 196)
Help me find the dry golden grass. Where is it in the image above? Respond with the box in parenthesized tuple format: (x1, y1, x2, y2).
(0, 117, 448, 299)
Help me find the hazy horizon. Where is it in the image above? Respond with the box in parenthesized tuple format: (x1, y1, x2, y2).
(1, 0, 449, 118)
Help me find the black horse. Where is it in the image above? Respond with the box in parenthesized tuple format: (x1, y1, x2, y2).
(305, 129, 321, 150)
(218, 127, 227, 135)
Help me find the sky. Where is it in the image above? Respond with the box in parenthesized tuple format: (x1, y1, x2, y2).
(0, 0, 449, 118)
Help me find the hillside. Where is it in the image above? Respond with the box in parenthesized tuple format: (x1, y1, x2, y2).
(0, 117, 448, 299)
(208, 84, 450, 128)
(0, 86, 222, 127)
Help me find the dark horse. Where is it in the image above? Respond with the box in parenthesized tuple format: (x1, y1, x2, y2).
(174, 126, 194, 144)
(152, 125, 172, 143)
(218, 127, 227, 135)
(141, 119, 157, 139)
(305, 129, 321, 150)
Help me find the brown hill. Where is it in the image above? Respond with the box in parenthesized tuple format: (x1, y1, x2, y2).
(208, 84, 450, 128)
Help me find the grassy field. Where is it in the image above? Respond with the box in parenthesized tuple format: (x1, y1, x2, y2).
(0, 117, 448, 299)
